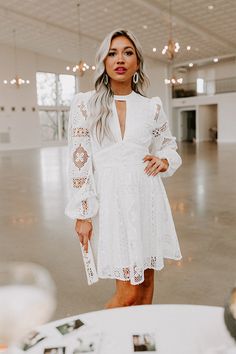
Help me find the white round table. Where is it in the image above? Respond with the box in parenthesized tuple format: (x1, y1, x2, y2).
(24, 305, 235, 354)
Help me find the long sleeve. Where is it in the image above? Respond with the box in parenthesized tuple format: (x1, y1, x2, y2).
(149, 97, 182, 177)
(65, 93, 99, 220)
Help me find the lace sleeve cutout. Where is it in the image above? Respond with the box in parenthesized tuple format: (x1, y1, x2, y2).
(78, 102, 88, 119)
(154, 103, 161, 121)
(65, 93, 99, 220)
(73, 127, 89, 137)
(152, 122, 168, 137)
(149, 97, 182, 177)
(73, 144, 89, 170)
(73, 177, 89, 189)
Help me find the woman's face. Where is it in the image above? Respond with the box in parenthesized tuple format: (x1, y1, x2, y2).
(104, 35, 139, 86)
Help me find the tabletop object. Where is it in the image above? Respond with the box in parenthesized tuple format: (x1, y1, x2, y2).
(22, 305, 235, 354)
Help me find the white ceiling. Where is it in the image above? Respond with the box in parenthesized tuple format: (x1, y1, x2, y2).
(0, 0, 236, 68)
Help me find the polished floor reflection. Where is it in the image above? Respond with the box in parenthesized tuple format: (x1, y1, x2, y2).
(0, 142, 236, 320)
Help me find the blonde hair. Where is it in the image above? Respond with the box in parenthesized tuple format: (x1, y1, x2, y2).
(88, 29, 149, 144)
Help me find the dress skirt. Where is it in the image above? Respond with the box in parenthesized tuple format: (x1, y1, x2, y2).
(90, 142, 182, 285)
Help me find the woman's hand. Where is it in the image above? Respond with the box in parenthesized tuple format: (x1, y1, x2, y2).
(143, 155, 169, 176)
(75, 219, 93, 253)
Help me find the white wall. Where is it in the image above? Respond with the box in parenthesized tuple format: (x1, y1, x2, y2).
(217, 94, 236, 143)
(0, 43, 169, 150)
(198, 105, 217, 142)
(79, 69, 94, 93)
(0, 45, 40, 150)
(173, 93, 236, 142)
(145, 58, 172, 128)
(145, 58, 169, 103)
(0, 44, 75, 150)
(36, 54, 74, 75)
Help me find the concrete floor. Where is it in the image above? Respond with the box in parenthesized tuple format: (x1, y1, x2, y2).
(0, 142, 236, 321)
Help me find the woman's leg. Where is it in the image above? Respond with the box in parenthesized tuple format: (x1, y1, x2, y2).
(105, 280, 142, 308)
(105, 269, 155, 308)
(139, 269, 155, 305)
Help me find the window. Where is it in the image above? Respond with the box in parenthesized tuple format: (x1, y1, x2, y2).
(58, 74, 75, 106)
(36, 73, 57, 106)
(39, 111, 58, 141)
(197, 78, 205, 94)
(36, 72, 76, 144)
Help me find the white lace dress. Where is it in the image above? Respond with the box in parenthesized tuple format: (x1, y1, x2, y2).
(65, 90, 182, 285)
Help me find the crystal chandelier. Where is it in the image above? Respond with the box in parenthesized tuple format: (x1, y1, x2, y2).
(3, 29, 30, 87)
(66, 1, 95, 76)
(163, 0, 183, 85)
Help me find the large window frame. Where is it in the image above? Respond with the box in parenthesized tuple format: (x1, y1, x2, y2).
(36, 71, 77, 146)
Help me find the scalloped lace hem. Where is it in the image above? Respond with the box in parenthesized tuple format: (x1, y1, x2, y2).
(97, 255, 182, 285)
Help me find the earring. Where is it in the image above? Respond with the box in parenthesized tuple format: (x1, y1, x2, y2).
(103, 73, 109, 85)
(133, 72, 139, 84)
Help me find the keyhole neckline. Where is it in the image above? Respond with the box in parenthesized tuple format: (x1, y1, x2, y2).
(113, 98, 127, 141)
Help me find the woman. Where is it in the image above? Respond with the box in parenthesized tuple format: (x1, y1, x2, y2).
(65, 29, 182, 308)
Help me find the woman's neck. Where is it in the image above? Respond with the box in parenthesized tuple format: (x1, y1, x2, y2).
(110, 81, 132, 96)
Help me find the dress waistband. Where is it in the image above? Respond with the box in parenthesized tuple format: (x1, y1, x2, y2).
(92, 143, 149, 171)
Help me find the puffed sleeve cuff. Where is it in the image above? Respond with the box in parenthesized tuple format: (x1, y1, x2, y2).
(65, 191, 99, 220)
(156, 149, 182, 177)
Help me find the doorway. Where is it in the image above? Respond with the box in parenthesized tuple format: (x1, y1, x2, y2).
(180, 110, 196, 142)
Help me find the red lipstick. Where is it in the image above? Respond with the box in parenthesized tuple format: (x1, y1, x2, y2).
(115, 67, 127, 74)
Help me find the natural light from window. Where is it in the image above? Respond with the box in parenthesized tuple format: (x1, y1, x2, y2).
(197, 78, 205, 94)
(36, 72, 76, 143)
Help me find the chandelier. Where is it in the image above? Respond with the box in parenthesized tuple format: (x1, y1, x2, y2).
(164, 71, 183, 86)
(66, 61, 95, 77)
(66, 1, 95, 76)
(164, 76, 183, 85)
(3, 29, 30, 87)
(162, 39, 180, 61)
(163, 0, 183, 85)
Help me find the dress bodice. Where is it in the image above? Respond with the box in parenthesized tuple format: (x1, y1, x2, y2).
(65, 90, 182, 220)
(89, 91, 156, 154)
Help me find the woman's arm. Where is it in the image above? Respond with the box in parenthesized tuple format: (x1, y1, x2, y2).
(65, 93, 99, 219)
(65, 93, 99, 251)
(147, 97, 182, 177)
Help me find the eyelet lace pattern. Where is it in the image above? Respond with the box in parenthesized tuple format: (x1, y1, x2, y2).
(152, 122, 168, 137)
(66, 92, 182, 285)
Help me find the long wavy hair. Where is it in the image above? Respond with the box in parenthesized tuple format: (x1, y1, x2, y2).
(87, 29, 150, 144)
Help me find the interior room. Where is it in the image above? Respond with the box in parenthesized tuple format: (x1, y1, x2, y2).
(0, 0, 236, 353)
